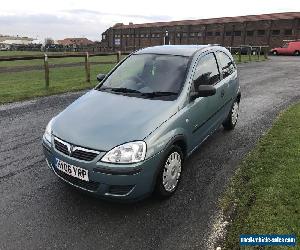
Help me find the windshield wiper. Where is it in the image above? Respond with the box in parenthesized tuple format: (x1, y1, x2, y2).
(99, 87, 141, 94)
(141, 91, 178, 97)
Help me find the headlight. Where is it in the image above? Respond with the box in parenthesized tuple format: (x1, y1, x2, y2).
(43, 118, 55, 143)
(101, 141, 146, 164)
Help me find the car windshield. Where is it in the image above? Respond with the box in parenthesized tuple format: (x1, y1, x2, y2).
(97, 54, 189, 99)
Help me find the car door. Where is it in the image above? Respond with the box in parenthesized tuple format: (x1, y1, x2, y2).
(186, 52, 222, 149)
(215, 51, 238, 120)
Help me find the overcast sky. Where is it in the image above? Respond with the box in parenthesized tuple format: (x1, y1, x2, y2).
(1, 0, 299, 41)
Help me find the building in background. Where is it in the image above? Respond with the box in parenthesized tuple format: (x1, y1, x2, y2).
(57, 38, 94, 47)
(0, 35, 40, 51)
(100, 12, 300, 51)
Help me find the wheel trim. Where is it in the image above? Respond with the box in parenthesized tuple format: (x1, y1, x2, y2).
(231, 102, 239, 125)
(162, 152, 182, 192)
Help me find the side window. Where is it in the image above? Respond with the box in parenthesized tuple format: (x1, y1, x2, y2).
(193, 53, 220, 87)
(216, 51, 236, 79)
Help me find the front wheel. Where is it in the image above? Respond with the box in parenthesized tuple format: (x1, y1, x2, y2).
(155, 146, 183, 198)
(294, 50, 300, 56)
(223, 101, 239, 130)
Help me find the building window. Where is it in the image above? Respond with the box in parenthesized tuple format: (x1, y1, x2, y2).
(182, 33, 187, 37)
(151, 34, 155, 38)
(102, 34, 106, 40)
(206, 31, 213, 36)
(215, 32, 221, 36)
(136, 34, 139, 38)
(145, 34, 149, 38)
(247, 31, 254, 36)
(271, 30, 280, 36)
(284, 29, 293, 35)
(190, 32, 195, 37)
(257, 30, 265, 36)
(140, 34, 144, 38)
(234, 31, 241, 36)
(225, 31, 232, 36)
(197, 32, 202, 37)
(177, 33, 181, 38)
(156, 34, 160, 38)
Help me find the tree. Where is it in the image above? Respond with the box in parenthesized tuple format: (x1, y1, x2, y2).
(44, 38, 54, 45)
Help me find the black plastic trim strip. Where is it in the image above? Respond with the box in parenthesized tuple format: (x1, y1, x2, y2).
(93, 167, 142, 175)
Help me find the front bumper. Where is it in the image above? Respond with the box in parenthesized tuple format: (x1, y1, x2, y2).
(42, 138, 163, 201)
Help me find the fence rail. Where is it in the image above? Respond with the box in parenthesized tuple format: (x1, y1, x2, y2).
(0, 51, 126, 88)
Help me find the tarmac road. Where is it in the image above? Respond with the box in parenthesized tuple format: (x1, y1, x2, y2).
(0, 56, 299, 250)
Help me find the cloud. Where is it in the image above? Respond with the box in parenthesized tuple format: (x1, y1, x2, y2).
(0, 9, 173, 41)
(0, 13, 108, 40)
(64, 9, 172, 22)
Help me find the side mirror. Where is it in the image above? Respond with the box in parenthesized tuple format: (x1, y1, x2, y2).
(97, 74, 106, 82)
(190, 85, 216, 101)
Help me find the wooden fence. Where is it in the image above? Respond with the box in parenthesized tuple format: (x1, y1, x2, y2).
(0, 52, 125, 89)
(0, 46, 269, 88)
(227, 46, 269, 63)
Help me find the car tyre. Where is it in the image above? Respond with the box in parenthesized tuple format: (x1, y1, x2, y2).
(223, 100, 239, 130)
(294, 50, 300, 56)
(154, 145, 183, 199)
(272, 50, 278, 56)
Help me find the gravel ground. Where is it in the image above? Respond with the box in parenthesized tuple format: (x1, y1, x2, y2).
(0, 56, 299, 250)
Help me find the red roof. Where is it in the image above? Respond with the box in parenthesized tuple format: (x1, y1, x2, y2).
(57, 38, 94, 46)
(114, 12, 300, 29)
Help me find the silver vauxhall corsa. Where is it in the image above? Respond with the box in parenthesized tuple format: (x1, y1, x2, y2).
(42, 45, 241, 201)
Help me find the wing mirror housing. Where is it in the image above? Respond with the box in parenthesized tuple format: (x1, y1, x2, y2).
(97, 73, 106, 82)
(190, 84, 216, 101)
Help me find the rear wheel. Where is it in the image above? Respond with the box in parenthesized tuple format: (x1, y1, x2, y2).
(223, 100, 239, 130)
(272, 50, 278, 56)
(294, 50, 300, 56)
(155, 145, 183, 198)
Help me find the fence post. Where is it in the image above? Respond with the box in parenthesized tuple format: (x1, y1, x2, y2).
(44, 54, 49, 89)
(85, 52, 90, 83)
(264, 47, 268, 59)
(238, 47, 242, 63)
(258, 47, 261, 60)
(248, 47, 252, 62)
(117, 51, 121, 62)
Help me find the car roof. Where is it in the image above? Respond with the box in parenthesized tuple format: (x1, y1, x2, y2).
(134, 45, 211, 57)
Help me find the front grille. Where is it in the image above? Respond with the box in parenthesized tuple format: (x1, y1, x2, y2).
(71, 149, 98, 161)
(53, 137, 99, 162)
(54, 139, 69, 155)
(54, 167, 100, 192)
(108, 185, 135, 195)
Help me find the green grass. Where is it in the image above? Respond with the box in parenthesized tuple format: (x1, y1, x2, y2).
(0, 64, 115, 104)
(0, 51, 44, 56)
(222, 102, 300, 249)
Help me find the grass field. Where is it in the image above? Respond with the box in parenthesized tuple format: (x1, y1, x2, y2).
(0, 51, 267, 104)
(0, 63, 115, 104)
(221, 102, 300, 249)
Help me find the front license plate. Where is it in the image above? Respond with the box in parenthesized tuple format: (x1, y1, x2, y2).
(55, 158, 89, 182)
